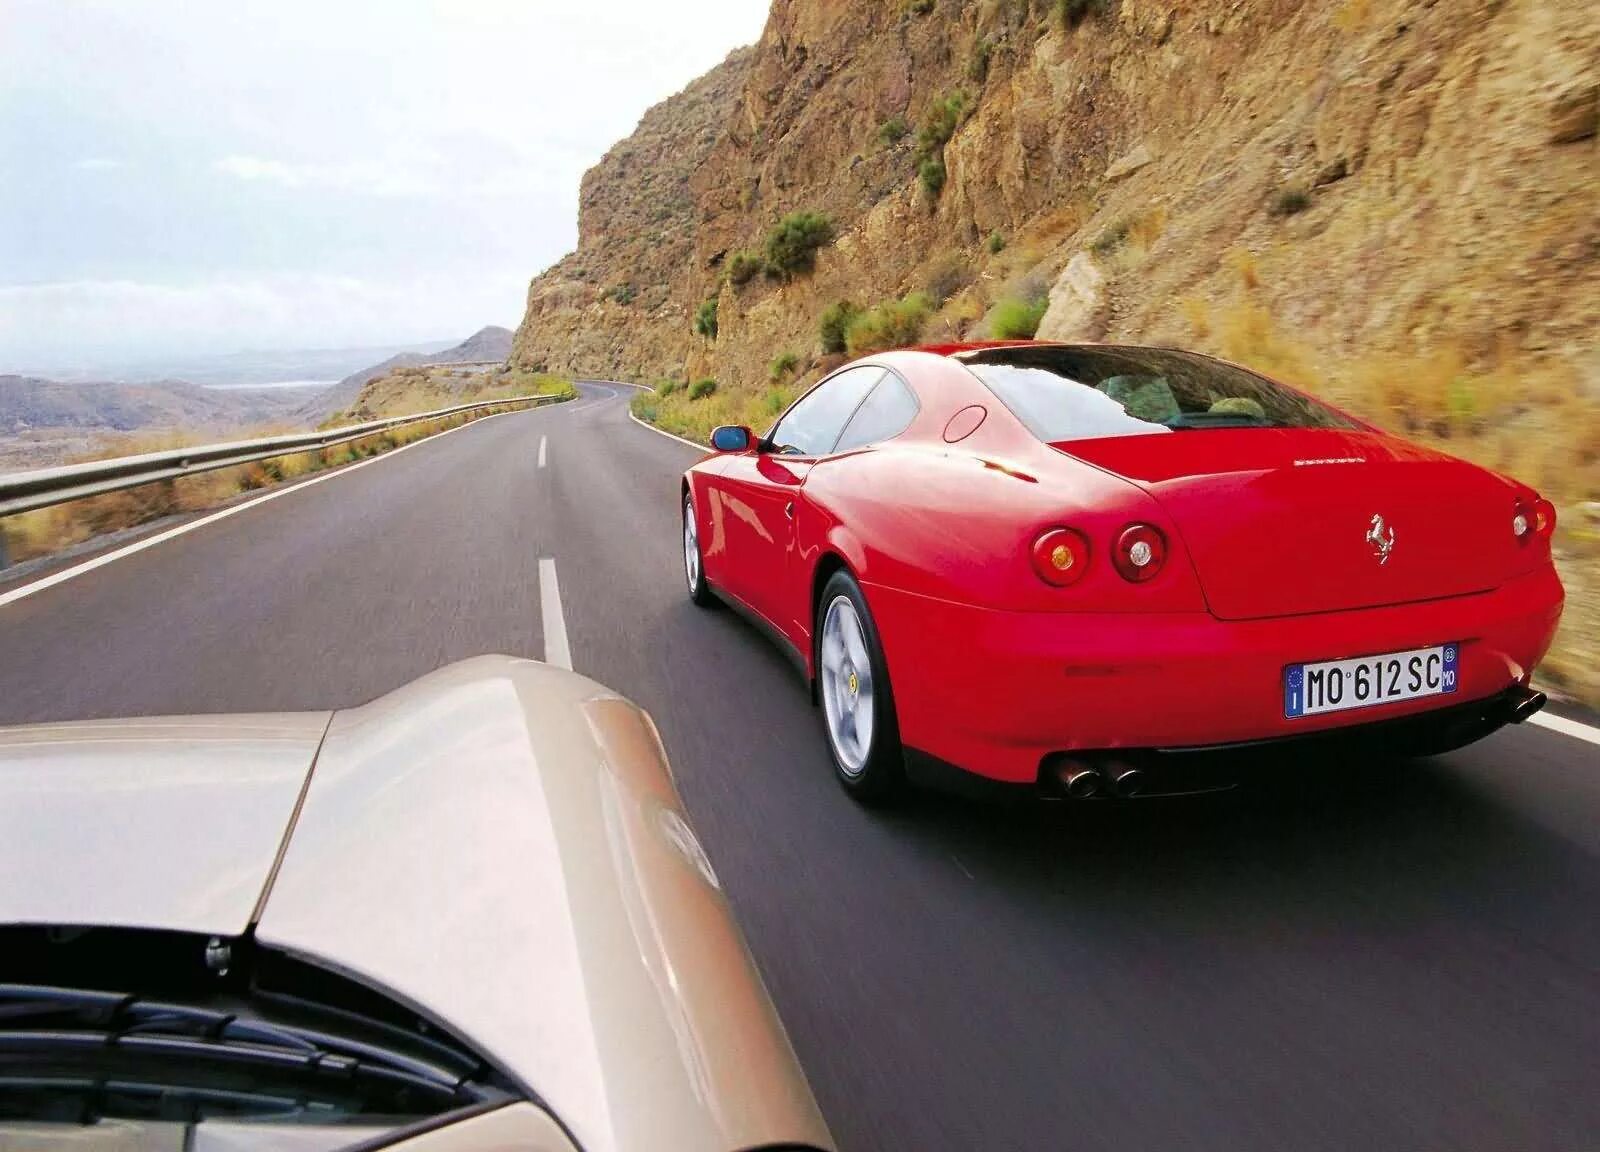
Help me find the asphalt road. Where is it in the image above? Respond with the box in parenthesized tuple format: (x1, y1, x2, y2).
(3, 382, 1598, 1151)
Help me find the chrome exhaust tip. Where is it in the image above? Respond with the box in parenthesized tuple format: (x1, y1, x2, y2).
(1052, 758, 1104, 799)
(1509, 688, 1548, 724)
(1105, 761, 1146, 798)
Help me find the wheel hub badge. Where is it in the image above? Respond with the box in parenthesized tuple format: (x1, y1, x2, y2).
(847, 668, 858, 696)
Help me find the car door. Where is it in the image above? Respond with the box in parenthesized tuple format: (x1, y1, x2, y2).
(715, 366, 884, 636)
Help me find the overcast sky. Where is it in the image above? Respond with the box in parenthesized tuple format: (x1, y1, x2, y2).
(0, 0, 769, 372)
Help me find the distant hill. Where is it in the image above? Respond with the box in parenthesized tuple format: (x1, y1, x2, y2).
(298, 325, 514, 419)
(0, 375, 314, 472)
(0, 375, 307, 435)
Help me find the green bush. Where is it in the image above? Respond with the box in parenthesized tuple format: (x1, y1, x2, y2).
(987, 230, 1006, 254)
(763, 387, 795, 416)
(878, 116, 909, 146)
(1091, 218, 1131, 258)
(763, 211, 836, 277)
(969, 38, 993, 83)
(1267, 184, 1313, 217)
(914, 92, 968, 199)
(1058, 0, 1107, 27)
(917, 92, 968, 158)
(819, 300, 861, 355)
(604, 283, 636, 305)
(727, 250, 765, 285)
(689, 378, 718, 400)
(846, 292, 935, 356)
(656, 378, 681, 397)
(694, 298, 719, 340)
(769, 350, 800, 381)
(630, 393, 659, 421)
(989, 294, 1049, 339)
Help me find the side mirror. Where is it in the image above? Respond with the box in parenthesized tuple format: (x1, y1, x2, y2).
(710, 425, 754, 453)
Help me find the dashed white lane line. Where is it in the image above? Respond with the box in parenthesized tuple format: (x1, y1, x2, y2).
(1527, 710, 1600, 746)
(539, 557, 573, 670)
(538, 435, 547, 468)
(0, 410, 527, 611)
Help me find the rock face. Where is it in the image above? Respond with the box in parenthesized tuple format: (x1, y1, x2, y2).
(514, 0, 1596, 398)
(511, 48, 756, 381)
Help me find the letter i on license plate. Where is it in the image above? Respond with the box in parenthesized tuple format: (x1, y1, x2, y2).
(1284, 643, 1459, 719)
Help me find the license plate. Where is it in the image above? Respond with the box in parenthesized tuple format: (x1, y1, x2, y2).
(1284, 643, 1458, 719)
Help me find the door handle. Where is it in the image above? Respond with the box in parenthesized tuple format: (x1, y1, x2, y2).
(784, 501, 795, 520)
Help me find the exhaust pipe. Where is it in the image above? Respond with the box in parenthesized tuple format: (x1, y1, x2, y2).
(1508, 687, 1548, 724)
(1104, 760, 1146, 798)
(1052, 758, 1104, 799)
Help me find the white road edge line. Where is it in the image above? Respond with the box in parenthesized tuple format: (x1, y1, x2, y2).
(1527, 710, 1600, 746)
(626, 411, 706, 453)
(538, 435, 547, 468)
(538, 557, 573, 670)
(0, 410, 523, 610)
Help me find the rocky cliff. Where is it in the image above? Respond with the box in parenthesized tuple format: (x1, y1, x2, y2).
(516, 0, 1595, 397)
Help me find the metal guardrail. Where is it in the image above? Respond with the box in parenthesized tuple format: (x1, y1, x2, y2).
(0, 392, 567, 522)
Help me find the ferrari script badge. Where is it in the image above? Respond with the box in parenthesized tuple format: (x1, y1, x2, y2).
(1366, 514, 1396, 566)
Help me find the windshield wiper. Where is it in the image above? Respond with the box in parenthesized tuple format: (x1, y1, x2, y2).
(0, 984, 498, 1109)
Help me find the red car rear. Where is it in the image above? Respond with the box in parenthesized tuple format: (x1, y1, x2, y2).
(680, 343, 1564, 803)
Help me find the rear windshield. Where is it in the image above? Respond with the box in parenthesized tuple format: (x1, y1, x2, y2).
(957, 345, 1360, 441)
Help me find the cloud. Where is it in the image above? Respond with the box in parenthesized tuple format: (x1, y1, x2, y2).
(72, 157, 122, 171)
(214, 154, 438, 198)
(212, 151, 561, 200)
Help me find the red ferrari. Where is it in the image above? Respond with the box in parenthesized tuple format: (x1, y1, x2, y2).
(680, 343, 1565, 802)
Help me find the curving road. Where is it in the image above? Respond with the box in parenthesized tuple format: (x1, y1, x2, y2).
(3, 381, 1599, 1151)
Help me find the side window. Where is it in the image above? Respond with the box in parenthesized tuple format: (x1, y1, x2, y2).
(834, 373, 919, 452)
(768, 367, 884, 456)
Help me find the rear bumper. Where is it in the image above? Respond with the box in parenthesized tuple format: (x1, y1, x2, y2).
(867, 564, 1564, 785)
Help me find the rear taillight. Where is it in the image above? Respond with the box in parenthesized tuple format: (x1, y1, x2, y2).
(1031, 528, 1090, 586)
(1113, 523, 1167, 582)
(1534, 498, 1556, 538)
(1514, 498, 1556, 543)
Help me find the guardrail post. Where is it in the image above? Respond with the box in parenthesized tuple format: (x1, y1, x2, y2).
(0, 523, 10, 571)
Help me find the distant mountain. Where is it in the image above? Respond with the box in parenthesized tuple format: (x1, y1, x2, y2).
(298, 326, 514, 419)
(0, 375, 315, 472)
(0, 375, 307, 434)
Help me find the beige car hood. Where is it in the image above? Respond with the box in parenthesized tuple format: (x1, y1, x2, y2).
(0, 713, 327, 934)
(260, 657, 831, 1152)
(0, 657, 830, 1152)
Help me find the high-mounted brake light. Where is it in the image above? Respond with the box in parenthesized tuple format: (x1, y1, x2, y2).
(1113, 524, 1167, 582)
(1031, 528, 1090, 587)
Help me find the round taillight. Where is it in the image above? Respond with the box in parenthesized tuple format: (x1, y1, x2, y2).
(1031, 528, 1090, 587)
(1113, 523, 1167, 582)
(1533, 498, 1556, 538)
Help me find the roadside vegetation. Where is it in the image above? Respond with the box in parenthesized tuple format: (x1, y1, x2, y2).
(2, 370, 574, 567)
(988, 293, 1049, 339)
(846, 292, 935, 355)
(915, 91, 969, 199)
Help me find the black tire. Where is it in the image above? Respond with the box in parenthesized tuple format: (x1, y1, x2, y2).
(683, 492, 716, 607)
(815, 570, 905, 803)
